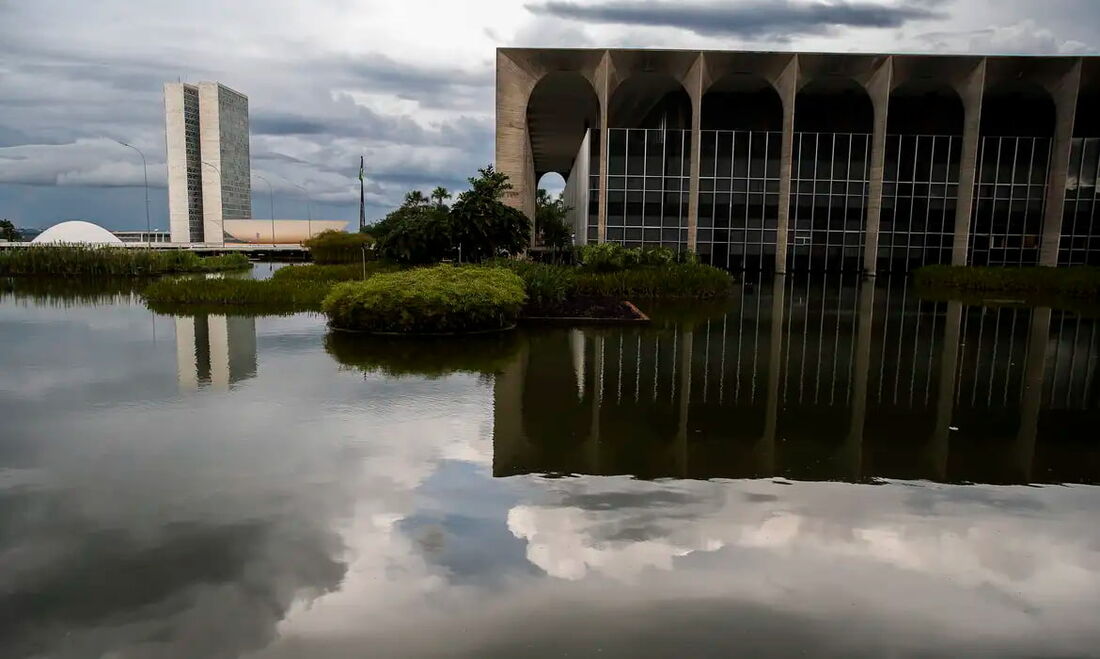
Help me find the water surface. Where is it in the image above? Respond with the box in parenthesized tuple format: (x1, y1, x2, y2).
(1, 269, 1098, 658)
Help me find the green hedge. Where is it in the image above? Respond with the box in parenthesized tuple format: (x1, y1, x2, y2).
(913, 265, 1100, 298)
(303, 230, 375, 264)
(322, 265, 526, 333)
(0, 246, 250, 276)
(142, 277, 330, 315)
(324, 331, 521, 378)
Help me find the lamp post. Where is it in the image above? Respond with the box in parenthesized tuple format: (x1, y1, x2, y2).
(114, 139, 151, 247)
(291, 182, 313, 241)
(200, 161, 225, 247)
(252, 173, 276, 245)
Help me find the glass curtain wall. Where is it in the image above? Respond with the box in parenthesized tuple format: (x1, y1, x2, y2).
(788, 132, 872, 272)
(603, 128, 691, 250)
(1060, 137, 1100, 265)
(697, 131, 782, 270)
(968, 136, 1052, 266)
(880, 135, 961, 271)
(586, 130, 600, 244)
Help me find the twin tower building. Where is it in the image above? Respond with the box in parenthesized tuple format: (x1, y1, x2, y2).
(164, 82, 251, 244)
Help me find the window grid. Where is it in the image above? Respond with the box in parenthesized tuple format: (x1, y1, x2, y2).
(602, 128, 690, 250)
(880, 134, 962, 270)
(968, 136, 1051, 267)
(697, 130, 782, 271)
(788, 132, 872, 272)
(1060, 137, 1100, 266)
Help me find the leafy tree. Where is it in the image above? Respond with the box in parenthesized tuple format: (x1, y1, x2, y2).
(0, 219, 18, 242)
(535, 189, 572, 253)
(374, 202, 451, 264)
(404, 190, 429, 207)
(448, 165, 531, 262)
(430, 186, 451, 209)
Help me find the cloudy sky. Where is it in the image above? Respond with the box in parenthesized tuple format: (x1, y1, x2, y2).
(1, 0, 1098, 231)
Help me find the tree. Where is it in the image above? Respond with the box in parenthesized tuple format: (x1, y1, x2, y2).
(448, 165, 531, 262)
(374, 201, 452, 264)
(535, 189, 572, 253)
(430, 186, 451, 210)
(403, 190, 429, 207)
(0, 219, 18, 242)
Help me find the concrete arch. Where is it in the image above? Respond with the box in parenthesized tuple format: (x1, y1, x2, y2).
(981, 80, 1056, 137)
(526, 72, 601, 178)
(795, 77, 875, 133)
(701, 72, 783, 131)
(888, 81, 964, 135)
(608, 72, 692, 129)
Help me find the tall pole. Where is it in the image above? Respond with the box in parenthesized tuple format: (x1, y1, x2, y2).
(359, 155, 366, 232)
(291, 182, 312, 240)
(115, 140, 151, 248)
(253, 173, 276, 244)
(201, 161, 225, 247)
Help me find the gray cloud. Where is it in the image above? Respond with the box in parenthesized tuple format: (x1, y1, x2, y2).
(527, 0, 947, 39)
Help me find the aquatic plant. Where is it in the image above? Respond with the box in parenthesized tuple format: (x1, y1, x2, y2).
(322, 265, 527, 333)
(0, 246, 250, 276)
(573, 263, 732, 299)
(914, 265, 1100, 298)
(303, 229, 375, 264)
(271, 262, 396, 284)
(142, 277, 330, 315)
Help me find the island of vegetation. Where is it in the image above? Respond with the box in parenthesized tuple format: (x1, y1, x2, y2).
(138, 165, 735, 332)
(0, 245, 250, 276)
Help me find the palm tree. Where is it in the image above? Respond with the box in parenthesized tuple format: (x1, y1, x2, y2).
(404, 190, 429, 207)
(430, 186, 451, 209)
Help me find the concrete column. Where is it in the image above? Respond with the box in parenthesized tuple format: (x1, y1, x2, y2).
(495, 51, 540, 221)
(862, 58, 893, 275)
(760, 274, 787, 475)
(675, 326, 694, 476)
(1014, 306, 1051, 482)
(842, 277, 876, 480)
(929, 300, 963, 480)
(1039, 60, 1083, 267)
(595, 51, 613, 243)
(774, 58, 799, 274)
(686, 53, 705, 252)
(952, 61, 986, 266)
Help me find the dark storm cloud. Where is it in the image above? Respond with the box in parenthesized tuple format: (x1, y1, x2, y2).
(527, 0, 947, 38)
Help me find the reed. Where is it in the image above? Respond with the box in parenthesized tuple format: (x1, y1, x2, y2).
(0, 246, 250, 276)
(142, 277, 330, 315)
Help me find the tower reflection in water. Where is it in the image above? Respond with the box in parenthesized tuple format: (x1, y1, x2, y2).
(174, 314, 257, 391)
(493, 275, 1100, 485)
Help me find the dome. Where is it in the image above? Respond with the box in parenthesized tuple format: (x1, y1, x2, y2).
(31, 221, 124, 245)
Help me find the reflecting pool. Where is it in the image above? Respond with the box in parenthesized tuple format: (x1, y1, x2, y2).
(1, 269, 1099, 657)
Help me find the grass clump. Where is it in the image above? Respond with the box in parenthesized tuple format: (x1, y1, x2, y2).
(271, 262, 397, 284)
(322, 264, 526, 334)
(489, 258, 578, 307)
(303, 230, 375, 264)
(143, 277, 330, 315)
(914, 265, 1100, 298)
(575, 263, 732, 299)
(324, 331, 521, 378)
(0, 246, 250, 276)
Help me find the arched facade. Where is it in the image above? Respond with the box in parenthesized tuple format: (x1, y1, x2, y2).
(497, 49, 1093, 273)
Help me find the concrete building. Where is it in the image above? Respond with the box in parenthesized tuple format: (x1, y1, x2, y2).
(497, 49, 1100, 272)
(165, 81, 252, 244)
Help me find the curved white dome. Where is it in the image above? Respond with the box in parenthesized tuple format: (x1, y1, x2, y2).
(31, 221, 123, 245)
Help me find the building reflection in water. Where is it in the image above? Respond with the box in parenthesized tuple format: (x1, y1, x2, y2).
(494, 275, 1100, 485)
(174, 315, 257, 391)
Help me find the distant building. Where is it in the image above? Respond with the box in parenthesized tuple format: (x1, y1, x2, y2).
(164, 81, 252, 244)
(31, 220, 124, 245)
(113, 230, 171, 244)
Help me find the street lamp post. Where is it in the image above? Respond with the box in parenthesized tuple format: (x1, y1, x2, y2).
(252, 173, 276, 245)
(292, 182, 313, 241)
(200, 161, 225, 247)
(115, 139, 151, 247)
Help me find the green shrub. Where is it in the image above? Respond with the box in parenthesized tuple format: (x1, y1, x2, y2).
(322, 265, 527, 333)
(0, 246, 250, 276)
(271, 262, 396, 284)
(375, 205, 454, 264)
(324, 330, 521, 378)
(578, 243, 638, 272)
(574, 263, 732, 299)
(304, 230, 375, 264)
(142, 277, 330, 315)
(489, 258, 578, 307)
(914, 265, 1100, 298)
